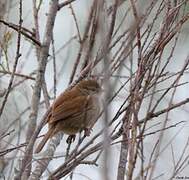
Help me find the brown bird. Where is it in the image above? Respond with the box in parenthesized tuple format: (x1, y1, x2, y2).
(35, 79, 102, 153)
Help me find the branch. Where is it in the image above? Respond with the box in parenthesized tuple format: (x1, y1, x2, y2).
(0, 0, 23, 118)
(0, 19, 41, 46)
(140, 97, 189, 125)
(14, 0, 59, 179)
(58, 0, 77, 10)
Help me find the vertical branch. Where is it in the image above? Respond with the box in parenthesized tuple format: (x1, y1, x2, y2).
(0, 0, 10, 175)
(14, 1, 59, 179)
(33, 0, 50, 109)
(69, 3, 81, 43)
(32, 0, 41, 58)
(130, 0, 141, 64)
(69, 0, 97, 84)
(52, 32, 57, 99)
(97, 0, 118, 179)
(81, 3, 98, 70)
(0, 0, 22, 117)
(0, 0, 7, 41)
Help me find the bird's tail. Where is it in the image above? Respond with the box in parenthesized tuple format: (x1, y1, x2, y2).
(35, 128, 54, 153)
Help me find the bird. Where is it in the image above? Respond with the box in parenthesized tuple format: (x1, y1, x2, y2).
(35, 79, 102, 153)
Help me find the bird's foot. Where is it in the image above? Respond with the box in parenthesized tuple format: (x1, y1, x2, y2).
(84, 128, 91, 137)
(66, 135, 76, 144)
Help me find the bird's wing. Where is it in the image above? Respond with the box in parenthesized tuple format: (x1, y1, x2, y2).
(49, 96, 91, 124)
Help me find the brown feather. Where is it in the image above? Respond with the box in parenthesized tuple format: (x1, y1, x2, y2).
(49, 96, 90, 124)
(35, 128, 54, 153)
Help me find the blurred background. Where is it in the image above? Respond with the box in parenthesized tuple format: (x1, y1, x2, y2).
(1, 0, 189, 179)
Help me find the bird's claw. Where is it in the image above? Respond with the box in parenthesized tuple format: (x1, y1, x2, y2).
(84, 128, 91, 137)
(66, 135, 76, 144)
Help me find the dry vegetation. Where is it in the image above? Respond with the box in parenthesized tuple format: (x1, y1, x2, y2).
(0, 0, 189, 179)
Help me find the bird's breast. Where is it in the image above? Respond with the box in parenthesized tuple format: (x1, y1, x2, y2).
(84, 95, 101, 128)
